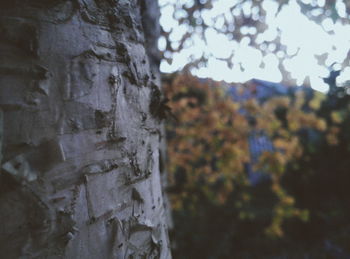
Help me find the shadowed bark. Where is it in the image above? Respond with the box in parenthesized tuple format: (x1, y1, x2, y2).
(0, 0, 171, 258)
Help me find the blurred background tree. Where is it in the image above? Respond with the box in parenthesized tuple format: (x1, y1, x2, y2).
(164, 71, 350, 258)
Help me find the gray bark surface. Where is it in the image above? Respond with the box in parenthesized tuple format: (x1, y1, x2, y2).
(0, 0, 171, 258)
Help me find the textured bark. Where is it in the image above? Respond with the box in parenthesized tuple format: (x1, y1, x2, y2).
(0, 0, 171, 258)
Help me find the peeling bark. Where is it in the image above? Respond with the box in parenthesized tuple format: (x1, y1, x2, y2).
(0, 0, 171, 258)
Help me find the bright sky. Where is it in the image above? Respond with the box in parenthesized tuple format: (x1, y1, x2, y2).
(158, 0, 350, 92)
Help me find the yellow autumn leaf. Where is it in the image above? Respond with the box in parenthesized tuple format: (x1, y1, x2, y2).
(331, 111, 343, 124)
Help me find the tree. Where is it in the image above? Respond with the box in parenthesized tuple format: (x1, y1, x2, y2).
(0, 0, 171, 258)
(164, 72, 350, 257)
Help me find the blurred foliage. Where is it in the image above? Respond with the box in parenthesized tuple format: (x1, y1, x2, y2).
(164, 72, 350, 257)
(160, 0, 350, 81)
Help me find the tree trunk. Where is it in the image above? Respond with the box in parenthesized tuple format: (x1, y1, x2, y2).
(0, 0, 171, 258)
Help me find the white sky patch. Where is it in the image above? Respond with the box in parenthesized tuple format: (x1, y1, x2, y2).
(205, 28, 233, 58)
(169, 23, 188, 42)
(336, 0, 347, 18)
(277, 3, 329, 56)
(159, 0, 350, 92)
(210, 0, 239, 16)
(262, 0, 278, 23)
(158, 36, 167, 51)
(159, 4, 176, 32)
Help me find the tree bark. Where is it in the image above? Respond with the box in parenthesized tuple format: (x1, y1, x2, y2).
(0, 0, 171, 258)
